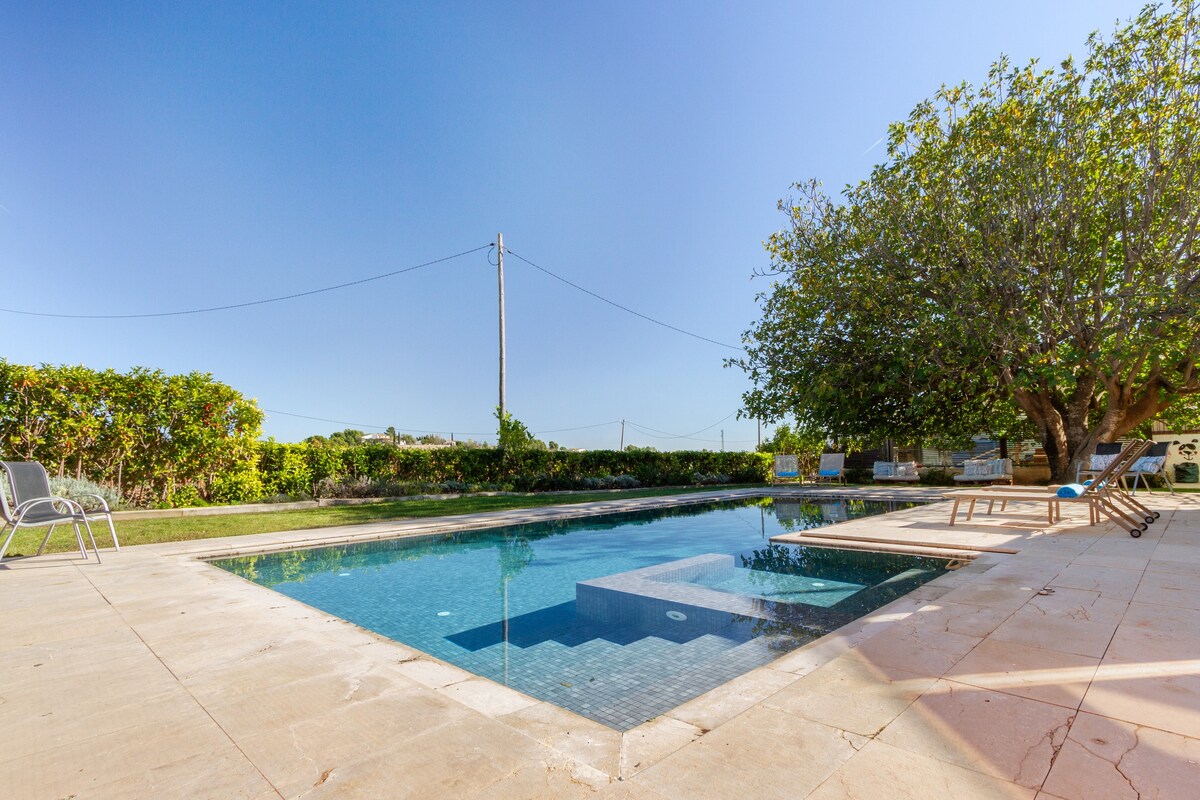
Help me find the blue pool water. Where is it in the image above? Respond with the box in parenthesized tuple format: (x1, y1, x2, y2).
(211, 498, 951, 730)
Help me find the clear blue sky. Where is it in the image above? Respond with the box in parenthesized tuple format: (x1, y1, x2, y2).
(0, 1, 1146, 449)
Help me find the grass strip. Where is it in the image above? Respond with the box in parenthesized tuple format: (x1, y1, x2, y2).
(3, 486, 747, 556)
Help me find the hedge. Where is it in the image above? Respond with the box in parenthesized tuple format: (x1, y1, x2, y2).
(255, 442, 772, 499)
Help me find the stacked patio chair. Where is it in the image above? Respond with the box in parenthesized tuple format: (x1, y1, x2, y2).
(0, 461, 120, 563)
(943, 440, 1161, 538)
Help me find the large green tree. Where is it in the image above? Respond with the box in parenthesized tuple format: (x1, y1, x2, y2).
(736, 2, 1200, 481)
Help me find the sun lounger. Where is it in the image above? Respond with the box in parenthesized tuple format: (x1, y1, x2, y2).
(943, 441, 1157, 537)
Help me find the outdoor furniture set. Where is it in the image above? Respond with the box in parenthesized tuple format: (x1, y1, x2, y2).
(0, 460, 120, 564)
(771, 453, 846, 485)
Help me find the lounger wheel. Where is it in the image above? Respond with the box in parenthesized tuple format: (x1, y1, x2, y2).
(1152, 511, 1161, 520)
(1144, 515, 1155, 524)
(1130, 528, 1142, 538)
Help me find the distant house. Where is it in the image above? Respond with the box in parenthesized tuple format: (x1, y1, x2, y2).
(359, 432, 455, 449)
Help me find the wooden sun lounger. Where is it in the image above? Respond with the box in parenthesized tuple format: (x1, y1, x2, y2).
(943, 440, 1158, 537)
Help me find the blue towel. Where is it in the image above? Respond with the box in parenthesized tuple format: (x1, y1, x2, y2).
(818, 469, 839, 477)
(1056, 483, 1087, 498)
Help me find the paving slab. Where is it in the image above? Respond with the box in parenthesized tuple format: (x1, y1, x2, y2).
(3, 488, 1199, 799)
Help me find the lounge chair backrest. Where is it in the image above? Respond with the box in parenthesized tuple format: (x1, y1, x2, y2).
(0, 466, 15, 524)
(818, 453, 844, 474)
(3, 461, 53, 506)
(0, 461, 62, 525)
(774, 455, 799, 478)
(1095, 442, 1124, 456)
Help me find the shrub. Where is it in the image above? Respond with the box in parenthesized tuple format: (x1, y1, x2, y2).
(167, 485, 207, 508)
(918, 468, 957, 486)
(48, 476, 123, 510)
(209, 466, 266, 505)
(844, 467, 873, 484)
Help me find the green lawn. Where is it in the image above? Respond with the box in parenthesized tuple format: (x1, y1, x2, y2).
(2, 486, 754, 557)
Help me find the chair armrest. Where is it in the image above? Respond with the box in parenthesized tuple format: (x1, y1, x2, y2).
(76, 493, 113, 513)
(13, 495, 84, 520)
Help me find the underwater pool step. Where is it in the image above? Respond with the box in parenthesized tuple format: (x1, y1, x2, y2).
(772, 533, 984, 559)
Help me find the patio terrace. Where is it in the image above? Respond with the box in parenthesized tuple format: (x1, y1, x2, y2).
(3, 487, 1198, 799)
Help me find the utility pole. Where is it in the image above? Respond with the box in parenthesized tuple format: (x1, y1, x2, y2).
(757, 419, 761, 449)
(721, 430, 725, 452)
(497, 233, 506, 421)
(620, 419, 625, 450)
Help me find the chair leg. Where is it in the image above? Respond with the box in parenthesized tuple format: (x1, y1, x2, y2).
(0, 523, 15, 563)
(88, 512, 119, 550)
(79, 517, 101, 563)
(36, 523, 58, 556)
(70, 523, 89, 560)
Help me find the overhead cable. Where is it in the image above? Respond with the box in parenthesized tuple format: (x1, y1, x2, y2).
(262, 408, 494, 437)
(626, 410, 738, 440)
(502, 247, 745, 351)
(0, 244, 493, 319)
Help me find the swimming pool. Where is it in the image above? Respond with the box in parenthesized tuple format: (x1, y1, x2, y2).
(211, 498, 952, 730)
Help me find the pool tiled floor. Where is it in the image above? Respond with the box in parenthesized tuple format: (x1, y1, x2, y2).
(2, 487, 1200, 798)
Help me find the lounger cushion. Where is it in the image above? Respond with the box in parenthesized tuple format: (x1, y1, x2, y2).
(1056, 483, 1087, 498)
(818, 469, 840, 477)
(873, 462, 895, 478)
(1087, 453, 1118, 471)
(962, 460, 986, 476)
(1130, 455, 1166, 473)
(895, 461, 918, 477)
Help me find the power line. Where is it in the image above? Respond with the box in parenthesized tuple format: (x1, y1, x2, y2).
(502, 247, 745, 351)
(533, 421, 621, 434)
(627, 410, 739, 440)
(262, 408, 494, 437)
(0, 245, 493, 319)
(263, 408, 621, 438)
(262, 407, 754, 445)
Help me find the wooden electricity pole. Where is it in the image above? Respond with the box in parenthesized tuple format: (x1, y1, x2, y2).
(497, 233, 506, 421)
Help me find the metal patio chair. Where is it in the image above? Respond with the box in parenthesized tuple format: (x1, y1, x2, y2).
(807, 453, 846, 485)
(0, 461, 113, 563)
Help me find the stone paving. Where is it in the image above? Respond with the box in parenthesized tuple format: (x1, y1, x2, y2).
(2, 487, 1199, 799)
